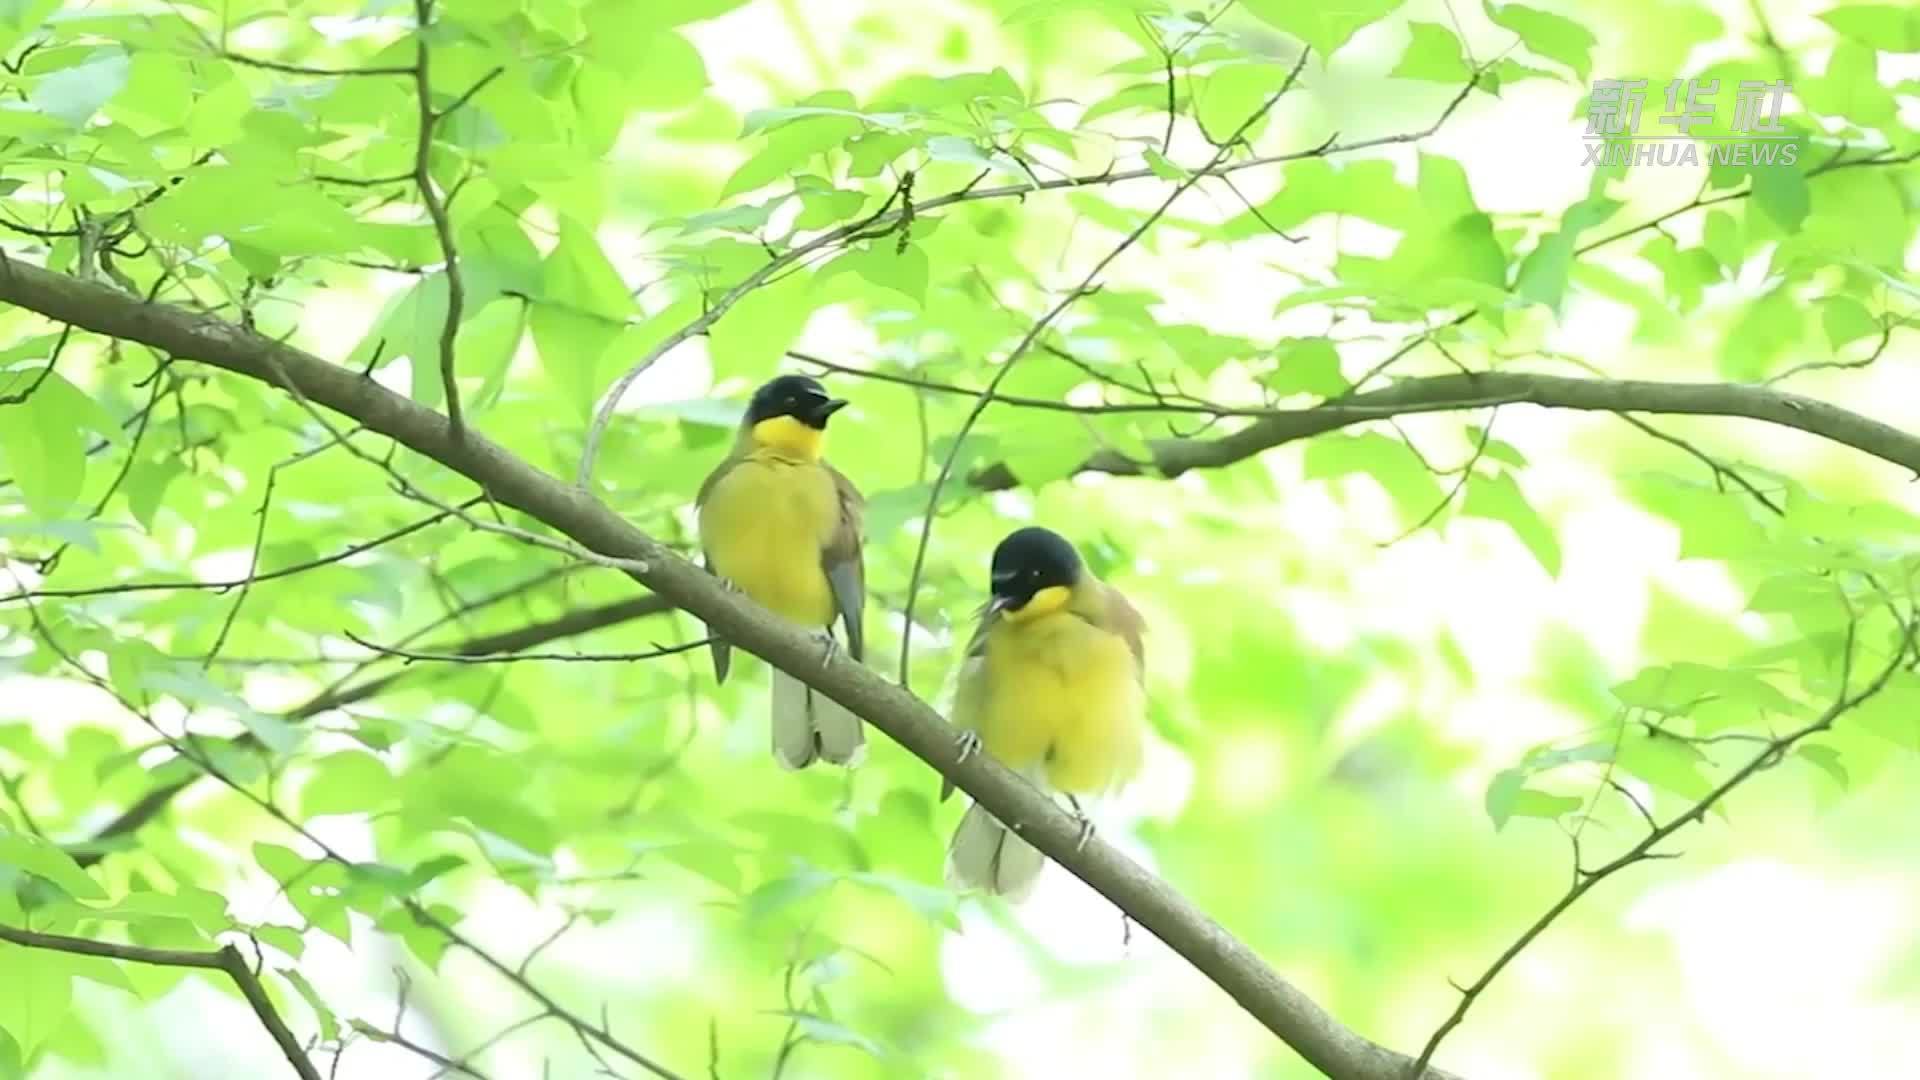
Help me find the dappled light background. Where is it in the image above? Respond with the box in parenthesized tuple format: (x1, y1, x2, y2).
(1, 0, 1917, 1078)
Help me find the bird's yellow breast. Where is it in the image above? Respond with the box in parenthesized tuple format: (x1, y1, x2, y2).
(698, 453, 840, 628)
(958, 609, 1145, 796)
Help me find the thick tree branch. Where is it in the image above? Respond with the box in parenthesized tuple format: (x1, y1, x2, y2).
(0, 924, 323, 1080)
(0, 249, 1451, 1080)
(966, 371, 1920, 490)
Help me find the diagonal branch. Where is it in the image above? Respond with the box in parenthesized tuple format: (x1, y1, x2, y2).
(965, 371, 1920, 490)
(0, 225, 1458, 1080)
(0, 923, 323, 1080)
(1412, 603, 1915, 1074)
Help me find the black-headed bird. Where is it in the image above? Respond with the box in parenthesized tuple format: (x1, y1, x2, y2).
(942, 526, 1147, 899)
(696, 374, 866, 770)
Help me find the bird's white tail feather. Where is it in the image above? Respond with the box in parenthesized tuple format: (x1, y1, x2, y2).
(769, 666, 866, 769)
(811, 686, 866, 766)
(946, 800, 1045, 901)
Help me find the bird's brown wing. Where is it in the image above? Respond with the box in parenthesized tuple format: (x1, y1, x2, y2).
(1098, 581, 1148, 684)
(821, 460, 866, 663)
(694, 454, 742, 683)
(939, 598, 999, 803)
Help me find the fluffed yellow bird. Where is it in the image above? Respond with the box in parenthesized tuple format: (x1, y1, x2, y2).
(696, 374, 867, 770)
(942, 526, 1147, 899)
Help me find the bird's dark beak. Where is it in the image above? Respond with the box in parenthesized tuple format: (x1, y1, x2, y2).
(987, 573, 1023, 614)
(803, 397, 849, 427)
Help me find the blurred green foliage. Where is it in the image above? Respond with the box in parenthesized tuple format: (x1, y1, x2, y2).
(0, 0, 1916, 1077)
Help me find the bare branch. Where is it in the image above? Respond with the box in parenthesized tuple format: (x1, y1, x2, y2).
(0, 924, 324, 1080)
(342, 630, 708, 665)
(963, 371, 1920, 490)
(5, 498, 483, 603)
(1413, 603, 1913, 1074)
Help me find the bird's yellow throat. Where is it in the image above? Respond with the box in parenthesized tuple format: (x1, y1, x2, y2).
(750, 415, 825, 460)
(1004, 585, 1072, 623)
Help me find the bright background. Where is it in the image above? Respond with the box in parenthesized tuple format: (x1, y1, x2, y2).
(1, 0, 1917, 1077)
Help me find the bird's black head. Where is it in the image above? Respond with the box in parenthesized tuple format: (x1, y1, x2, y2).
(745, 374, 847, 431)
(988, 526, 1083, 617)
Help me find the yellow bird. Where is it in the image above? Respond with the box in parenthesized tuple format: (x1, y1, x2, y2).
(942, 526, 1147, 899)
(696, 374, 866, 770)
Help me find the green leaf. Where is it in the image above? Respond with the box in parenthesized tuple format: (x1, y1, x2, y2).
(1796, 743, 1849, 793)
(742, 869, 836, 923)
(1485, 769, 1582, 829)
(995, 414, 1096, 489)
(0, 371, 87, 517)
(708, 272, 819, 381)
(0, 828, 105, 900)
(545, 220, 635, 321)
(1819, 296, 1879, 349)
(1143, 149, 1188, 181)
(1462, 470, 1561, 576)
(844, 871, 961, 930)
(279, 968, 339, 1043)
(1819, 6, 1920, 52)
(723, 92, 865, 199)
(819, 243, 929, 306)
(1241, 0, 1401, 58)
(1617, 732, 1713, 801)
(30, 48, 130, 126)
(1392, 23, 1470, 83)
(531, 303, 623, 419)
(1516, 195, 1619, 312)
(1485, 2, 1596, 80)
(459, 297, 529, 412)
(124, 458, 184, 532)
(1226, 159, 1418, 237)
(1303, 432, 1447, 525)
(300, 752, 395, 817)
(0, 944, 71, 1058)
(1195, 62, 1289, 137)
(767, 1011, 886, 1058)
(1264, 339, 1347, 397)
(1750, 162, 1809, 232)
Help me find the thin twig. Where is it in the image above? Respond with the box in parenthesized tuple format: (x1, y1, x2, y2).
(0, 925, 324, 1080)
(1413, 605, 1912, 1074)
(409, 0, 501, 441)
(6, 499, 482, 603)
(341, 631, 710, 665)
(0, 322, 71, 405)
(895, 46, 1315, 688)
(573, 72, 1487, 490)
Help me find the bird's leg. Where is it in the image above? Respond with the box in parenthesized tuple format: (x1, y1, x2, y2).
(809, 626, 840, 666)
(715, 574, 742, 594)
(1065, 794, 1095, 851)
(954, 730, 983, 764)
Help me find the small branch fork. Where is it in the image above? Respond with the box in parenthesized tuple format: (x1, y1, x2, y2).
(0, 925, 323, 1080)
